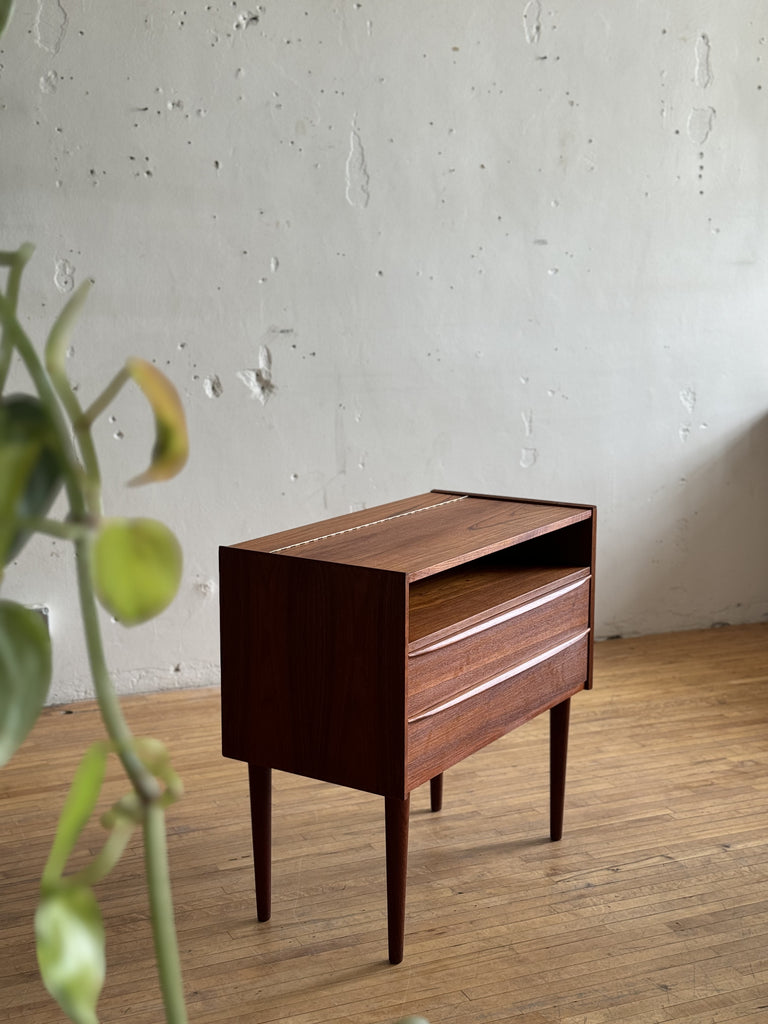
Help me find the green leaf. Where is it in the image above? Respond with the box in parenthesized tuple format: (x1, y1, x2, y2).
(0, 599, 52, 767)
(91, 518, 182, 626)
(36, 885, 105, 1024)
(0, 0, 15, 39)
(43, 743, 109, 885)
(0, 435, 39, 566)
(0, 394, 65, 564)
(43, 744, 138, 893)
(125, 359, 188, 486)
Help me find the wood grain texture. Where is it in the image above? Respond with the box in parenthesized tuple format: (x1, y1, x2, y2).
(220, 547, 408, 797)
(407, 577, 589, 719)
(221, 492, 595, 958)
(221, 494, 595, 801)
(407, 635, 588, 791)
(232, 491, 450, 556)
(2, 624, 767, 1024)
(231, 493, 591, 581)
(408, 563, 590, 648)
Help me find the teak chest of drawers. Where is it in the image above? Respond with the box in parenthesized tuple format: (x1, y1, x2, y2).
(219, 489, 596, 963)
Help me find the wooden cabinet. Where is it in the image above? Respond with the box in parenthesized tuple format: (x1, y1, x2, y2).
(219, 489, 596, 962)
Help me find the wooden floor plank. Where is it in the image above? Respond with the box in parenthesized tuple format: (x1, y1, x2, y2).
(1, 623, 767, 1023)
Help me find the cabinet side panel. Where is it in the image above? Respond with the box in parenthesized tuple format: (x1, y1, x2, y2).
(219, 548, 407, 797)
(586, 508, 597, 689)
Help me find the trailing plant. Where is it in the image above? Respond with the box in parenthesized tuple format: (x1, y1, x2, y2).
(0, 6, 428, 1022)
(0, 253, 430, 1024)
(0, 241, 190, 1024)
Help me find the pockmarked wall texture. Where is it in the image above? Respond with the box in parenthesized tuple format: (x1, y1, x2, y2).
(2, 2, 767, 702)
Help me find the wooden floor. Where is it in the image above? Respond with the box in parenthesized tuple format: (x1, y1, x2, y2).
(2, 624, 768, 1024)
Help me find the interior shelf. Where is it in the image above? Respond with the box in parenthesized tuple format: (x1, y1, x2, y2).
(409, 560, 590, 652)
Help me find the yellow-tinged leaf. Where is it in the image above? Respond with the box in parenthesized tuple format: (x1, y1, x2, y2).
(125, 358, 188, 485)
(92, 518, 182, 626)
(36, 885, 105, 1024)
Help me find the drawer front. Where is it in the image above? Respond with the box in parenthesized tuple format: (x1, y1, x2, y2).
(407, 632, 588, 791)
(408, 576, 590, 719)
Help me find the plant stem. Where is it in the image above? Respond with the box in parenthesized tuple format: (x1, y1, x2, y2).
(22, 517, 90, 542)
(79, 366, 130, 428)
(0, 292, 87, 516)
(70, 818, 135, 888)
(2, 251, 188, 1024)
(144, 802, 188, 1024)
(1, 288, 158, 801)
(74, 367, 131, 515)
(0, 244, 33, 390)
(74, 535, 161, 803)
(44, 278, 105, 514)
(76, 521, 187, 1022)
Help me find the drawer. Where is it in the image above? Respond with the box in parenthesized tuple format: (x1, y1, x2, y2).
(407, 575, 590, 720)
(407, 631, 589, 791)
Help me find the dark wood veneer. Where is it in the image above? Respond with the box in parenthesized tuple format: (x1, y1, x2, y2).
(220, 489, 596, 963)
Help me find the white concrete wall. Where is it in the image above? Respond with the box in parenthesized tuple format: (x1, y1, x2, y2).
(2, 2, 767, 703)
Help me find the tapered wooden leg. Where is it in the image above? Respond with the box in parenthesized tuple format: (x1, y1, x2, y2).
(429, 773, 443, 813)
(248, 765, 272, 921)
(550, 698, 570, 842)
(384, 794, 410, 964)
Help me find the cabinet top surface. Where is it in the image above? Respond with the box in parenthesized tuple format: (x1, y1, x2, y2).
(227, 491, 592, 580)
